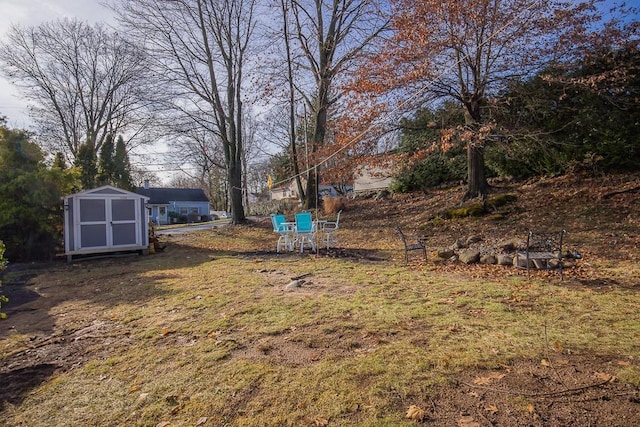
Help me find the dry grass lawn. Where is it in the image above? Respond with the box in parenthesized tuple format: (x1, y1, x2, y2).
(1, 173, 639, 426)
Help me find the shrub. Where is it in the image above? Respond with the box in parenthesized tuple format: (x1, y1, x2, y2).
(392, 149, 466, 193)
(323, 196, 345, 214)
(247, 199, 298, 216)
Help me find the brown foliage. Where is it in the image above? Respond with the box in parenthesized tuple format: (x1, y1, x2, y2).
(322, 196, 345, 214)
(331, 0, 636, 197)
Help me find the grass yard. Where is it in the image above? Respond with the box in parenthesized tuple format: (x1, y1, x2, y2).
(1, 174, 639, 426)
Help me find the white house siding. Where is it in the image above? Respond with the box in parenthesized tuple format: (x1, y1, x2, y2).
(353, 165, 394, 193)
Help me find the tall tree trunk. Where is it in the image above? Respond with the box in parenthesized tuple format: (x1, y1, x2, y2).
(304, 79, 329, 209)
(281, 0, 305, 204)
(463, 100, 488, 200)
(465, 143, 487, 200)
(229, 162, 244, 222)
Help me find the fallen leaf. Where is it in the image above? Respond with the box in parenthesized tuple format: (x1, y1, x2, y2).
(406, 405, 425, 421)
(314, 418, 328, 427)
(527, 403, 535, 414)
(484, 404, 498, 414)
(617, 360, 631, 366)
(553, 341, 563, 352)
(473, 372, 505, 385)
(540, 359, 550, 367)
(594, 372, 616, 382)
(457, 415, 480, 427)
(162, 328, 171, 336)
(196, 417, 208, 425)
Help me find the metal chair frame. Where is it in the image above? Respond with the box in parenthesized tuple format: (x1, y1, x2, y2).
(395, 227, 427, 265)
(270, 214, 294, 252)
(294, 211, 316, 253)
(321, 210, 341, 249)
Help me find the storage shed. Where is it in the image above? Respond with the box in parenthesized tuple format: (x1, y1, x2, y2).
(64, 186, 149, 261)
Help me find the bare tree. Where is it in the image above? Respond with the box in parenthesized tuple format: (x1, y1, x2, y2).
(0, 19, 150, 162)
(111, 0, 257, 224)
(288, 0, 387, 208)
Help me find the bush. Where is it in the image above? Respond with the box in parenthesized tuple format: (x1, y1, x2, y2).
(247, 199, 298, 216)
(485, 140, 570, 179)
(322, 196, 345, 214)
(392, 149, 466, 193)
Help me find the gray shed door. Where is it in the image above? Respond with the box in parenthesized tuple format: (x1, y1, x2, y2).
(77, 197, 140, 249)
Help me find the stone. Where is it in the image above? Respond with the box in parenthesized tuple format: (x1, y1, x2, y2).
(451, 239, 465, 250)
(466, 236, 482, 245)
(437, 248, 455, 259)
(459, 249, 480, 264)
(497, 239, 517, 252)
(497, 254, 513, 266)
(284, 279, 305, 290)
(513, 255, 531, 268)
(480, 254, 497, 265)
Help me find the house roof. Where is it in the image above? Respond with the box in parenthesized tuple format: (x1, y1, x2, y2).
(135, 187, 209, 205)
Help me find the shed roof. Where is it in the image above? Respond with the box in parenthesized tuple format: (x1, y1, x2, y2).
(135, 187, 209, 205)
(65, 185, 148, 201)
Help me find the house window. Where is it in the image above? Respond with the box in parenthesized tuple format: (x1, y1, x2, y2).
(190, 207, 199, 214)
(180, 207, 188, 215)
(159, 207, 166, 216)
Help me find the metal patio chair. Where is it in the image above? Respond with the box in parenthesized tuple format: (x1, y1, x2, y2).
(321, 210, 341, 249)
(395, 227, 427, 265)
(294, 211, 316, 253)
(270, 213, 294, 252)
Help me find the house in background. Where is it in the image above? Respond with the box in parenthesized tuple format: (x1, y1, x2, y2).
(269, 177, 339, 201)
(269, 179, 299, 201)
(353, 162, 395, 194)
(136, 181, 210, 225)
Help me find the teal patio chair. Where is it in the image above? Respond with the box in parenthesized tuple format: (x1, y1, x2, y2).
(271, 213, 294, 252)
(294, 211, 316, 253)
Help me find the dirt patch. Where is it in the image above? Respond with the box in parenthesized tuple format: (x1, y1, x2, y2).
(0, 317, 133, 407)
(424, 355, 640, 426)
